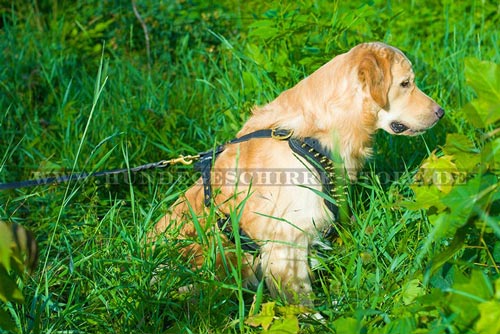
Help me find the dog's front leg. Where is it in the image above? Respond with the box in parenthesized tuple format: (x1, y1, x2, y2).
(260, 235, 314, 306)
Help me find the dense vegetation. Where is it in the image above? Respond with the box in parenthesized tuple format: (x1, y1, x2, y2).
(0, 0, 499, 333)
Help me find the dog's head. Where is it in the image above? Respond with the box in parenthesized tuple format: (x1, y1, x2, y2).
(355, 42, 444, 136)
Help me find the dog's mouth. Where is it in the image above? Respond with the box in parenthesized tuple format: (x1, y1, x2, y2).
(390, 121, 428, 136)
(390, 115, 442, 136)
(390, 122, 409, 134)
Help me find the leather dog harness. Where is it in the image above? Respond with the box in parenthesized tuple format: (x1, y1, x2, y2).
(194, 128, 344, 253)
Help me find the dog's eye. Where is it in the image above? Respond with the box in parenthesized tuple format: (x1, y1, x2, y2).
(400, 80, 411, 88)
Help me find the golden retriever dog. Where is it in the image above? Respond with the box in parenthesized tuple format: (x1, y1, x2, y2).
(151, 42, 444, 308)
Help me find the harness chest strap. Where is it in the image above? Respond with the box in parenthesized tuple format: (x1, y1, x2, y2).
(194, 128, 344, 253)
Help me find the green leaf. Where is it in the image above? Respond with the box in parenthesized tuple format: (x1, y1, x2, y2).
(245, 302, 275, 330)
(266, 316, 299, 334)
(426, 228, 466, 276)
(0, 223, 13, 272)
(333, 317, 361, 334)
(464, 99, 500, 128)
(418, 288, 445, 306)
(464, 58, 500, 104)
(401, 279, 426, 305)
(0, 307, 17, 333)
(246, 43, 266, 66)
(403, 185, 446, 211)
(461, 103, 486, 129)
(442, 133, 478, 155)
(427, 213, 463, 242)
(0, 266, 24, 303)
(276, 304, 310, 317)
(447, 270, 493, 325)
(453, 150, 482, 172)
(248, 20, 280, 40)
(442, 174, 498, 222)
(463, 58, 500, 128)
(441, 133, 481, 171)
(414, 153, 459, 194)
(385, 316, 416, 334)
(475, 300, 500, 334)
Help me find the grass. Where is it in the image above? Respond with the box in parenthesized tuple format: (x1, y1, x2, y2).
(0, 0, 499, 333)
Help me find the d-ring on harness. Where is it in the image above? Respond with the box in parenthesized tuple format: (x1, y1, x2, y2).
(194, 128, 345, 253)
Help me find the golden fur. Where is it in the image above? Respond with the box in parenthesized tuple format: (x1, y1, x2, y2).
(150, 42, 444, 306)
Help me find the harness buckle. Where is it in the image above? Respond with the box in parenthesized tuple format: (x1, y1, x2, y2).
(271, 128, 293, 140)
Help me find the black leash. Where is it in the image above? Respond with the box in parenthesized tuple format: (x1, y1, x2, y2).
(0, 155, 199, 191)
(0, 130, 293, 192)
(1, 128, 344, 255)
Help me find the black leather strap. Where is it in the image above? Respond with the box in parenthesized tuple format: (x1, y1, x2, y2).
(217, 215, 261, 253)
(195, 148, 222, 207)
(288, 138, 341, 218)
(195, 129, 294, 207)
(227, 128, 292, 145)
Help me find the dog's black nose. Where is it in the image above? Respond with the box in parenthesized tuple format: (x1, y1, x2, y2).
(435, 107, 445, 119)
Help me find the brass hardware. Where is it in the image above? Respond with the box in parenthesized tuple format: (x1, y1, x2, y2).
(162, 154, 200, 166)
(271, 128, 293, 140)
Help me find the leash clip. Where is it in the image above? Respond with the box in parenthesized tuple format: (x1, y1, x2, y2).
(271, 128, 293, 140)
(163, 154, 200, 166)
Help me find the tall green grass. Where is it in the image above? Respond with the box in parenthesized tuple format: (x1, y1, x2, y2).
(1, 0, 499, 333)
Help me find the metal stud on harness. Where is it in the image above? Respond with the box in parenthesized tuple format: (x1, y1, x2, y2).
(194, 128, 345, 254)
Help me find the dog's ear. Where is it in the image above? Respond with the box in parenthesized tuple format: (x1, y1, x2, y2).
(358, 51, 392, 109)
